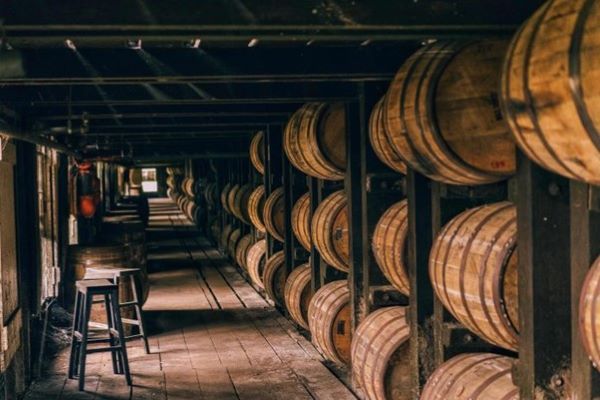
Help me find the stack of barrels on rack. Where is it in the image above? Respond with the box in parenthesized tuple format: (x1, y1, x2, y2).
(166, 167, 209, 226)
(269, 24, 528, 400)
(67, 199, 149, 335)
(221, 2, 600, 396)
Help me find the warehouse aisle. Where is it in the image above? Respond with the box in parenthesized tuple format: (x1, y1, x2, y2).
(25, 199, 356, 400)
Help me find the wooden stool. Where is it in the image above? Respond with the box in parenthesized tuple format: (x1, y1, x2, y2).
(68, 279, 132, 391)
(85, 267, 150, 354)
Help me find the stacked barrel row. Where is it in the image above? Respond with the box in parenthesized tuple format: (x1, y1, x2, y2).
(239, 1, 600, 397)
(275, 22, 522, 400)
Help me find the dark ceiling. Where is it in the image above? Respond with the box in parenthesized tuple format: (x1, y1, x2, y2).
(0, 0, 546, 165)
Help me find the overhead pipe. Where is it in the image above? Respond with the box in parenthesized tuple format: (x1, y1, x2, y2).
(0, 119, 78, 157)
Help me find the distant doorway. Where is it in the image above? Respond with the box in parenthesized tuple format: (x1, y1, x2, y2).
(141, 168, 158, 193)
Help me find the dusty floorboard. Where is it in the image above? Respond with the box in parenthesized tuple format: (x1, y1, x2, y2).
(24, 199, 357, 400)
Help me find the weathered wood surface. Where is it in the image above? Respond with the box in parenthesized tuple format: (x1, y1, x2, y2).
(384, 40, 514, 185)
(501, 0, 600, 185)
(421, 353, 518, 399)
(250, 131, 265, 175)
(351, 306, 411, 400)
(284, 263, 312, 330)
(429, 201, 519, 351)
(248, 185, 266, 233)
(372, 200, 410, 296)
(291, 192, 312, 251)
(284, 103, 346, 181)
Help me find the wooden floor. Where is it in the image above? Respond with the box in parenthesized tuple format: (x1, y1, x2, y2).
(25, 199, 357, 400)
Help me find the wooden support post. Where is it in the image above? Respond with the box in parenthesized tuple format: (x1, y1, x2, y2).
(570, 181, 600, 399)
(345, 82, 405, 334)
(265, 124, 283, 257)
(283, 153, 308, 276)
(407, 169, 435, 396)
(516, 154, 571, 399)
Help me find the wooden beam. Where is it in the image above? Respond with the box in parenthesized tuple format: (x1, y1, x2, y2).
(516, 154, 571, 399)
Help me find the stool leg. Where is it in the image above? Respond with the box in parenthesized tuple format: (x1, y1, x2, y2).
(68, 291, 81, 379)
(110, 290, 132, 386)
(78, 293, 92, 391)
(131, 275, 150, 354)
(103, 294, 120, 375)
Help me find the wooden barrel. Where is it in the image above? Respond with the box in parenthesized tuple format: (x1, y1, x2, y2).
(182, 177, 197, 198)
(209, 217, 221, 244)
(384, 40, 515, 185)
(101, 219, 149, 303)
(166, 175, 181, 190)
(429, 201, 519, 351)
(579, 254, 600, 372)
(501, 1, 600, 185)
(220, 224, 234, 251)
(227, 228, 242, 259)
(220, 183, 232, 214)
(204, 182, 218, 209)
(351, 306, 411, 400)
(284, 263, 312, 330)
(184, 199, 199, 223)
(372, 200, 410, 295)
(232, 183, 253, 224)
(311, 190, 348, 272)
(263, 251, 287, 306)
(263, 187, 285, 243)
(246, 239, 267, 289)
(67, 244, 135, 332)
(248, 185, 267, 233)
(283, 102, 346, 181)
(166, 166, 183, 176)
(291, 192, 312, 251)
(308, 280, 351, 365)
(129, 168, 143, 187)
(235, 234, 254, 270)
(369, 98, 407, 175)
(227, 184, 240, 216)
(250, 131, 265, 175)
(421, 353, 518, 399)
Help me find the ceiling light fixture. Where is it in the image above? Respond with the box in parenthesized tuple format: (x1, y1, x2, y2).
(65, 39, 77, 50)
(127, 39, 142, 50)
(190, 38, 202, 48)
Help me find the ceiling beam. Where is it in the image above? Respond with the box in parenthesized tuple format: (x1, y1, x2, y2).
(2, 24, 518, 48)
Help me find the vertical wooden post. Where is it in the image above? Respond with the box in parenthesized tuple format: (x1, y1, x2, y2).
(516, 154, 571, 399)
(570, 181, 600, 399)
(407, 169, 435, 396)
(265, 124, 283, 257)
(345, 95, 369, 331)
(283, 153, 308, 276)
